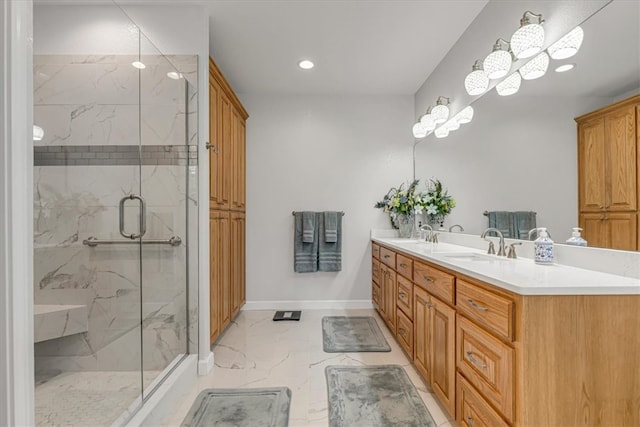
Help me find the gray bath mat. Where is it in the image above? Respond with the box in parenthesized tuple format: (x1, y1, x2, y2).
(325, 365, 436, 427)
(322, 316, 391, 352)
(180, 387, 291, 427)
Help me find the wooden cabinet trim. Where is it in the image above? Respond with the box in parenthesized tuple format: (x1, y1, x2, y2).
(396, 275, 413, 320)
(395, 308, 414, 359)
(575, 93, 640, 123)
(457, 374, 510, 427)
(209, 56, 249, 120)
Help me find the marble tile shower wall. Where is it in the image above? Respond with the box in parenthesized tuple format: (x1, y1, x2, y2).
(33, 55, 199, 373)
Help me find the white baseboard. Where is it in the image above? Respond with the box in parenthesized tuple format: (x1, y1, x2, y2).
(197, 351, 213, 376)
(242, 300, 374, 311)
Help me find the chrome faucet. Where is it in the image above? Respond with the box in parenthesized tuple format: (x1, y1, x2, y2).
(420, 224, 434, 242)
(448, 224, 464, 232)
(480, 227, 506, 256)
(528, 228, 552, 240)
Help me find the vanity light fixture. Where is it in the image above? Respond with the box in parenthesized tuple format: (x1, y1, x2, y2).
(496, 71, 522, 96)
(555, 63, 575, 73)
(33, 125, 44, 141)
(430, 96, 450, 125)
(298, 59, 314, 70)
(445, 119, 460, 131)
(548, 26, 584, 60)
(519, 51, 549, 80)
(412, 122, 428, 139)
(483, 39, 513, 80)
(131, 61, 146, 69)
(464, 60, 490, 96)
(419, 108, 437, 132)
(167, 71, 183, 80)
(510, 11, 545, 59)
(456, 106, 474, 124)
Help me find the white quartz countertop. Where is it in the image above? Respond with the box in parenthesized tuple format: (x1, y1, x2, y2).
(372, 237, 640, 296)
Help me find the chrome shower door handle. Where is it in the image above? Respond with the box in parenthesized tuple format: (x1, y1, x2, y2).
(119, 194, 147, 239)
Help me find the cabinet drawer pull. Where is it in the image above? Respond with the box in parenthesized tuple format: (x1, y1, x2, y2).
(424, 302, 433, 309)
(399, 263, 407, 268)
(383, 255, 390, 259)
(467, 416, 475, 427)
(466, 351, 487, 369)
(422, 275, 434, 282)
(467, 299, 489, 312)
(398, 291, 407, 298)
(398, 327, 407, 338)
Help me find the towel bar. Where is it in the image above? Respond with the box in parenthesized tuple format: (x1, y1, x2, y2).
(292, 211, 344, 216)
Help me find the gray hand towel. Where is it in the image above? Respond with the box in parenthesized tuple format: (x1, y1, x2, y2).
(294, 212, 318, 273)
(302, 211, 315, 243)
(318, 212, 342, 272)
(514, 211, 537, 240)
(487, 211, 515, 238)
(324, 211, 338, 243)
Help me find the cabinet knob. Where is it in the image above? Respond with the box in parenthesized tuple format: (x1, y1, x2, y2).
(205, 142, 219, 153)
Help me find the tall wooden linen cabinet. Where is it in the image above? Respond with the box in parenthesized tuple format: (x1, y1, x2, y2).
(576, 94, 639, 250)
(209, 56, 248, 344)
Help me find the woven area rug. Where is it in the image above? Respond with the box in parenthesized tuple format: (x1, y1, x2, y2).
(322, 316, 391, 352)
(180, 387, 291, 427)
(325, 365, 436, 427)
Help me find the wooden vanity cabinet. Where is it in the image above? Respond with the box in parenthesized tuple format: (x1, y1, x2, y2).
(577, 95, 639, 250)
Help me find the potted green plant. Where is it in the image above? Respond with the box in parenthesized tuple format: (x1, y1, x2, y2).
(423, 179, 456, 228)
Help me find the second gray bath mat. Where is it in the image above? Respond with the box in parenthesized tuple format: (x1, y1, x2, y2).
(322, 316, 391, 352)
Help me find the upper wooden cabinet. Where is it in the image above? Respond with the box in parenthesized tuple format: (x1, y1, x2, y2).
(577, 95, 639, 250)
(209, 57, 248, 211)
(577, 96, 638, 213)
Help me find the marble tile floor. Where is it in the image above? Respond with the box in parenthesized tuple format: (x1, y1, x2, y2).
(35, 370, 159, 426)
(164, 309, 455, 427)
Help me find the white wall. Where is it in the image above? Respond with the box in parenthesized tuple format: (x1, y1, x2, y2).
(243, 94, 414, 306)
(415, 92, 611, 239)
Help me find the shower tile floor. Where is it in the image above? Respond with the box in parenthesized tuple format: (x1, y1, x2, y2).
(35, 370, 159, 426)
(165, 309, 455, 427)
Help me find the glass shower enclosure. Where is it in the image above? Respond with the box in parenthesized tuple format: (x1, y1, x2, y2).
(32, 2, 198, 425)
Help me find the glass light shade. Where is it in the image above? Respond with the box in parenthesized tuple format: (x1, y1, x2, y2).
(434, 126, 449, 139)
(412, 122, 428, 139)
(496, 71, 522, 96)
(445, 119, 460, 131)
(519, 51, 549, 80)
(465, 69, 489, 95)
(483, 49, 512, 79)
(548, 26, 584, 60)
(431, 104, 449, 125)
(419, 113, 436, 132)
(33, 125, 44, 141)
(456, 106, 474, 124)
(510, 23, 545, 59)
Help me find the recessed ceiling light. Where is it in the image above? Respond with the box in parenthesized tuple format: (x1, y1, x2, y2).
(167, 71, 182, 80)
(131, 61, 146, 69)
(555, 63, 575, 73)
(298, 59, 314, 70)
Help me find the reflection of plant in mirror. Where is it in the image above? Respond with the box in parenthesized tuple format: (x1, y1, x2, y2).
(374, 180, 428, 229)
(424, 179, 456, 225)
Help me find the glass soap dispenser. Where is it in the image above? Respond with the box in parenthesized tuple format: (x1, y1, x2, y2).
(565, 227, 587, 246)
(534, 227, 554, 265)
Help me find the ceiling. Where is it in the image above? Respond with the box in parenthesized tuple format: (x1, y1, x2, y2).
(205, 1, 488, 95)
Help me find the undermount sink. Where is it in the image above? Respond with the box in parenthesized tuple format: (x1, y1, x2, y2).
(441, 252, 510, 262)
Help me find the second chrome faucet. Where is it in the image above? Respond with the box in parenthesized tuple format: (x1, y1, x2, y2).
(480, 227, 506, 256)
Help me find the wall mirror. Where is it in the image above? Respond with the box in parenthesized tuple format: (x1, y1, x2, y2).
(414, 0, 640, 249)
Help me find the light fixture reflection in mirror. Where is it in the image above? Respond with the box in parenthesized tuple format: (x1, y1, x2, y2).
(548, 26, 584, 60)
(519, 51, 549, 80)
(496, 71, 522, 96)
(431, 97, 450, 124)
(483, 39, 512, 79)
(465, 60, 489, 95)
(412, 122, 428, 139)
(434, 126, 449, 138)
(456, 106, 474, 124)
(510, 11, 545, 59)
(420, 110, 437, 132)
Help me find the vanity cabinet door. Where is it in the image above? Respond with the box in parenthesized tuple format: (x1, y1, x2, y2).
(431, 296, 456, 417)
(414, 286, 432, 383)
(578, 117, 606, 212)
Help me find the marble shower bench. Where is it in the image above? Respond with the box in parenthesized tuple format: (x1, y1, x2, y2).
(34, 304, 89, 343)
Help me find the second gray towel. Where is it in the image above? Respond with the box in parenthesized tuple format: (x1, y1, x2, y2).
(302, 211, 315, 243)
(294, 212, 318, 273)
(318, 211, 342, 272)
(324, 211, 338, 243)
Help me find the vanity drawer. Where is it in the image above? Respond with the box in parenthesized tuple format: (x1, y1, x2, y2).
(396, 254, 413, 280)
(457, 374, 510, 427)
(379, 246, 396, 268)
(457, 315, 514, 423)
(372, 282, 381, 309)
(372, 258, 380, 284)
(413, 261, 455, 305)
(456, 279, 514, 341)
(396, 275, 413, 319)
(372, 242, 380, 260)
(396, 308, 414, 359)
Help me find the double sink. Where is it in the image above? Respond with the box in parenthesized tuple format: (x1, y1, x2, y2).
(383, 239, 512, 263)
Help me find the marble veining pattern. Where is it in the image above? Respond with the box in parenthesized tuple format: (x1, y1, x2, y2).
(164, 310, 454, 427)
